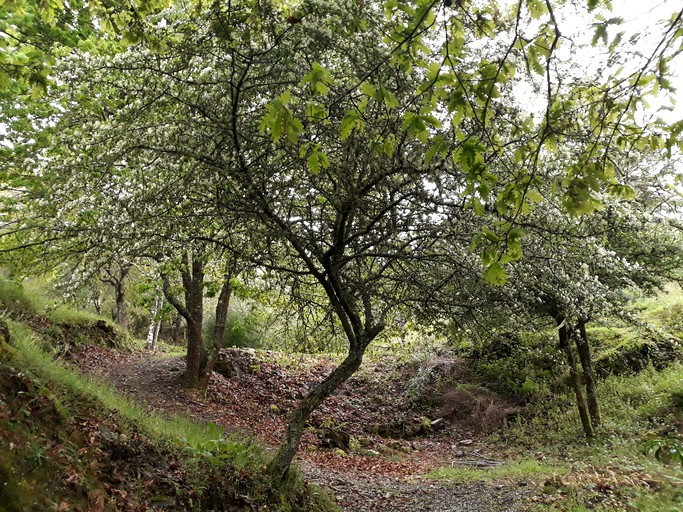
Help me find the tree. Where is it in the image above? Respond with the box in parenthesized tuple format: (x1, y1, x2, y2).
(4, 0, 683, 476)
(470, 185, 682, 436)
(159, 250, 239, 389)
(0, 0, 172, 101)
(100, 257, 132, 328)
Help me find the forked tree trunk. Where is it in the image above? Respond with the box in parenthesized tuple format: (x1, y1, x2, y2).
(575, 320, 601, 428)
(557, 317, 594, 437)
(103, 262, 130, 329)
(162, 253, 236, 390)
(267, 347, 366, 480)
(162, 254, 205, 388)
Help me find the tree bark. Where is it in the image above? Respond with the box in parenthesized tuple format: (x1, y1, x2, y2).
(114, 277, 127, 328)
(198, 277, 233, 390)
(161, 254, 236, 390)
(558, 317, 594, 437)
(574, 319, 601, 428)
(103, 262, 130, 329)
(171, 314, 184, 343)
(267, 347, 366, 480)
(161, 253, 205, 389)
(145, 293, 162, 351)
(153, 314, 162, 347)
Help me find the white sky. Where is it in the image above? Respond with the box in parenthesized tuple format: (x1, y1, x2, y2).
(579, 0, 682, 122)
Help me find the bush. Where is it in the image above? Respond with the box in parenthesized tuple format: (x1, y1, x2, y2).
(461, 331, 561, 399)
(204, 302, 266, 350)
(590, 326, 682, 377)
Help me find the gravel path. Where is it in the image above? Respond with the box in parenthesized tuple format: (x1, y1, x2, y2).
(300, 463, 531, 512)
(72, 347, 535, 512)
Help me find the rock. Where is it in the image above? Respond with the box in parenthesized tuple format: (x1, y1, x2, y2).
(319, 427, 351, 451)
(430, 417, 445, 428)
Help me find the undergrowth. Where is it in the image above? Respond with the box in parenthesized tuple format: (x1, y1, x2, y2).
(0, 277, 111, 327)
(0, 314, 338, 511)
(427, 459, 564, 483)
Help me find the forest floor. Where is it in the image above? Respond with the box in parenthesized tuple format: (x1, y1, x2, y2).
(69, 345, 536, 511)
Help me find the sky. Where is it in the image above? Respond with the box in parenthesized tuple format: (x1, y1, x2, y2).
(581, 0, 682, 122)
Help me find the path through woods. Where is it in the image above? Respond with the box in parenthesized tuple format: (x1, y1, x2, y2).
(71, 347, 530, 511)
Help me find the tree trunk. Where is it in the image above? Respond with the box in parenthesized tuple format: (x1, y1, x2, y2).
(198, 277, 233, 391)
(161, 254, 238, 390)
(145, 294, 161, 351)
(114, 278, 127, 328)
(574, 320, 601, 428)
(103, 262, 130, 329)
(171, 314, 184, 343)
(558, 318, 593, 437)
(267, 347, 366, 480)
(161, 253, 205, 389)
(153, 315, 162, 347)
(184, 315, 204, 388)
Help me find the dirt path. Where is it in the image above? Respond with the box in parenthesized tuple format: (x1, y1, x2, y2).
(70, 347, 532, 511)
(301, 463, 528, 512)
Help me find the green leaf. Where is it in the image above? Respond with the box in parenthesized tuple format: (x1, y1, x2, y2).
(380, 87, 399, 109)
(424, 144, 439, 166)
(527, 0, 547, 20)
(482, 228, 500, 243)
(484, 262, 507, 286)
(592, 23, 608, 46)
(526, 189, 543, 203)
(279, 90, 291, 105)
(340, 110, 362, 140)
(359, 82, 377, 98)
(307, 153, 321, 174)
(402, 112, 428, 142)
(508, 227, 524, 242)
(426, 62, 440, 83)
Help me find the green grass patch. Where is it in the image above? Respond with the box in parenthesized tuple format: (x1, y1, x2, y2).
(0, 276, 116, 326)
(7, 319, 254, 455)
(427, 458, 565, 483)
(1, 317, 338, 511)
(128, 336, 187, 356)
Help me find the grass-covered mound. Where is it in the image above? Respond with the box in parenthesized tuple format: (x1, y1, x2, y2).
(0, 279, 337, 512)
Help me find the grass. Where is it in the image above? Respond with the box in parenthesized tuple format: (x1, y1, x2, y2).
(128, 336, 187, 356)
(6, 319, 257, 459)
(427, 458, 565, 483)
(474, 360, 683, 511)
(1, 316, 339, 511)
(0, 276, 118, 327)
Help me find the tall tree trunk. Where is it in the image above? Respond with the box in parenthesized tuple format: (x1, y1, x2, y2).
(574, 320, 601, 428)
(145, 293, 162, 351)
(184, 314, 204, 388)
(153, 315, 162, 346)
(114, 278, 127, 328)
(91, 289, 102, 315)
(161, 253, 205, 389)
(558, 317, 593, 437)
(171, 314, 184, 343)
(267, 347, 366, 480)
(198, 277, 233, 390)
(182, 256, 205, 388)
(103, 262, 130, 329)
(161, 254, 236, 390)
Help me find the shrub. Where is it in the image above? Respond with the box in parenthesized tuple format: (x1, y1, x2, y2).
(204, 302, 266, 350)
